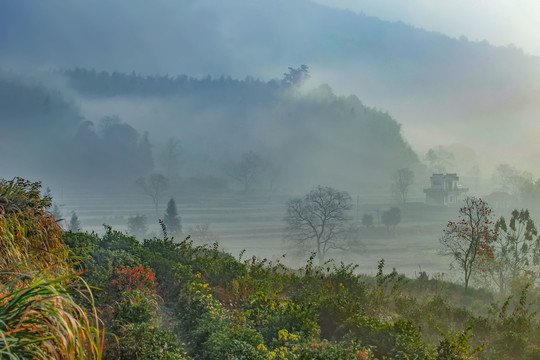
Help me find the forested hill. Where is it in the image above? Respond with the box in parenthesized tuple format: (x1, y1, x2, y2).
(2, 0, 539, 108)
(0, 69, 418, 192)
(2, 0, 540, 170)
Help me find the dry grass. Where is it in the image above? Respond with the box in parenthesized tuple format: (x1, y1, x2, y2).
(1, 177, 104, 359)
(0, 273, 104, 360)
(0, 177, 70, 282)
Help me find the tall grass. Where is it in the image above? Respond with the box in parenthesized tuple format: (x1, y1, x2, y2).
(1, 178, 104, 358)
(0, 177, 70, 281)
(0, 273, 104, 360)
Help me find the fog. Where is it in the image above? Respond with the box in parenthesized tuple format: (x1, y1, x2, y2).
(313, 0, 540, 57)
(2, 0, 540, 275)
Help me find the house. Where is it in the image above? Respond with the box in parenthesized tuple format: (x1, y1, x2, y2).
(484, 191, 517, 210)
(424, 173, 468, 206)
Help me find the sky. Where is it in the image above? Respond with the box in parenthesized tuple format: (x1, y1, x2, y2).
(313, 0, 540, 57)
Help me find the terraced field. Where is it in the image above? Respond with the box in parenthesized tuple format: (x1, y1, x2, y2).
(58, 189, 457, 278)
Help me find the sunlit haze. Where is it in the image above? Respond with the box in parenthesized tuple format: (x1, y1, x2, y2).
(2, 1, 540, 358)
(313, 0, 540, 56)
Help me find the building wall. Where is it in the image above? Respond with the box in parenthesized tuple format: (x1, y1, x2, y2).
(425, 173, 467, 206)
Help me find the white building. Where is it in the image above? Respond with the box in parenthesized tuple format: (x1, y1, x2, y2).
(424, 173, 468, 206)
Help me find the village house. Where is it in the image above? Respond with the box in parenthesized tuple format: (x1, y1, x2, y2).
(424, 173, 468, 206)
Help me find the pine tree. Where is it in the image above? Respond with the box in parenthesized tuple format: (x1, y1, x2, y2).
(51, 203, 64, 227)
(68, 211, 81, 232)
(163, 198, 181, 235)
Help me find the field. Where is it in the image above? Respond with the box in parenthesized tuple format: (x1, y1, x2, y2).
(56, 188, 471, 279)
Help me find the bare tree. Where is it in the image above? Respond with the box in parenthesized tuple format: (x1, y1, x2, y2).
(440, 197, 496, 289)
(227, 151, 266, 193)
(284, 186, 352, 265)
(136, 173, 169, 217)
(393, 168, 414, 204)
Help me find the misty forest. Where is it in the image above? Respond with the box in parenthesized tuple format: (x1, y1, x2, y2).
(2, 1, 540, 359)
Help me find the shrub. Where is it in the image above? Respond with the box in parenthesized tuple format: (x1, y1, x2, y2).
(243, 291, 319, 347)
(104, 322, 187, 360)
(177, 277, 230, 354)
(201, 326, 265, 360)
(63, 231, 100, 259)
(296, 339, 373, 360)
(112, 290, 159, 326)
(100, 225, 141, 254)
(436, 326, 484, 360)
(110, 265, 158, 296)
(338, 314, 430, 359)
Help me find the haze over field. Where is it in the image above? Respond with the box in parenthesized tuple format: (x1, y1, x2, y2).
(2, 0, 540, 272)
(4, 3, 540, 358)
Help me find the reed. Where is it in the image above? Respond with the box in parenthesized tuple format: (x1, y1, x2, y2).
(0, 177, 70, 282)
(0, 273, 104, 360)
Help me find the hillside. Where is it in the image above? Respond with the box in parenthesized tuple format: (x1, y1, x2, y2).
(2, 177, 540, 359)
(2, 0, 540, 171)
(0, 70, 418, 192)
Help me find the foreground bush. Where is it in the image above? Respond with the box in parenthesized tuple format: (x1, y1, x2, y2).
(104, 322, 187, 360)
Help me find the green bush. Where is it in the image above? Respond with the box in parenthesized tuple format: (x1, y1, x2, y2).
(338, 314, 429, 359)
(295, 339, 373, 360)
(243, 291, 319, 347)
(113, 290, 159, 326)
(436, 327, 483, 360)
(201, 326, 265, 360)
(104, 322, 187, 360)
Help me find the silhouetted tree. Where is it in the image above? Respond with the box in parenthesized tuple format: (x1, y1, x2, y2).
(163, 198, 182, 235)
(282, 64, 310, 87)
(227, 151, 266, 193)
(285, 186, 352, 265)
(493, 163, 530, 195)
(393, 168, 414, 204)
(362, 214, 374, 228)
(520, 178, 540, 208)
(136, 174, 169, 217)
(68, 211, 81, 232)
(425, 147, 454, 173)
(51, 203, 63, 227)
(382, 207, 401, 232)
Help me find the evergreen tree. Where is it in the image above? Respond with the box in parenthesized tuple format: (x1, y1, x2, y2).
(51, 203, 64, 227)
(68, 211, 81, 232)
(163, 198, 181, 235)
